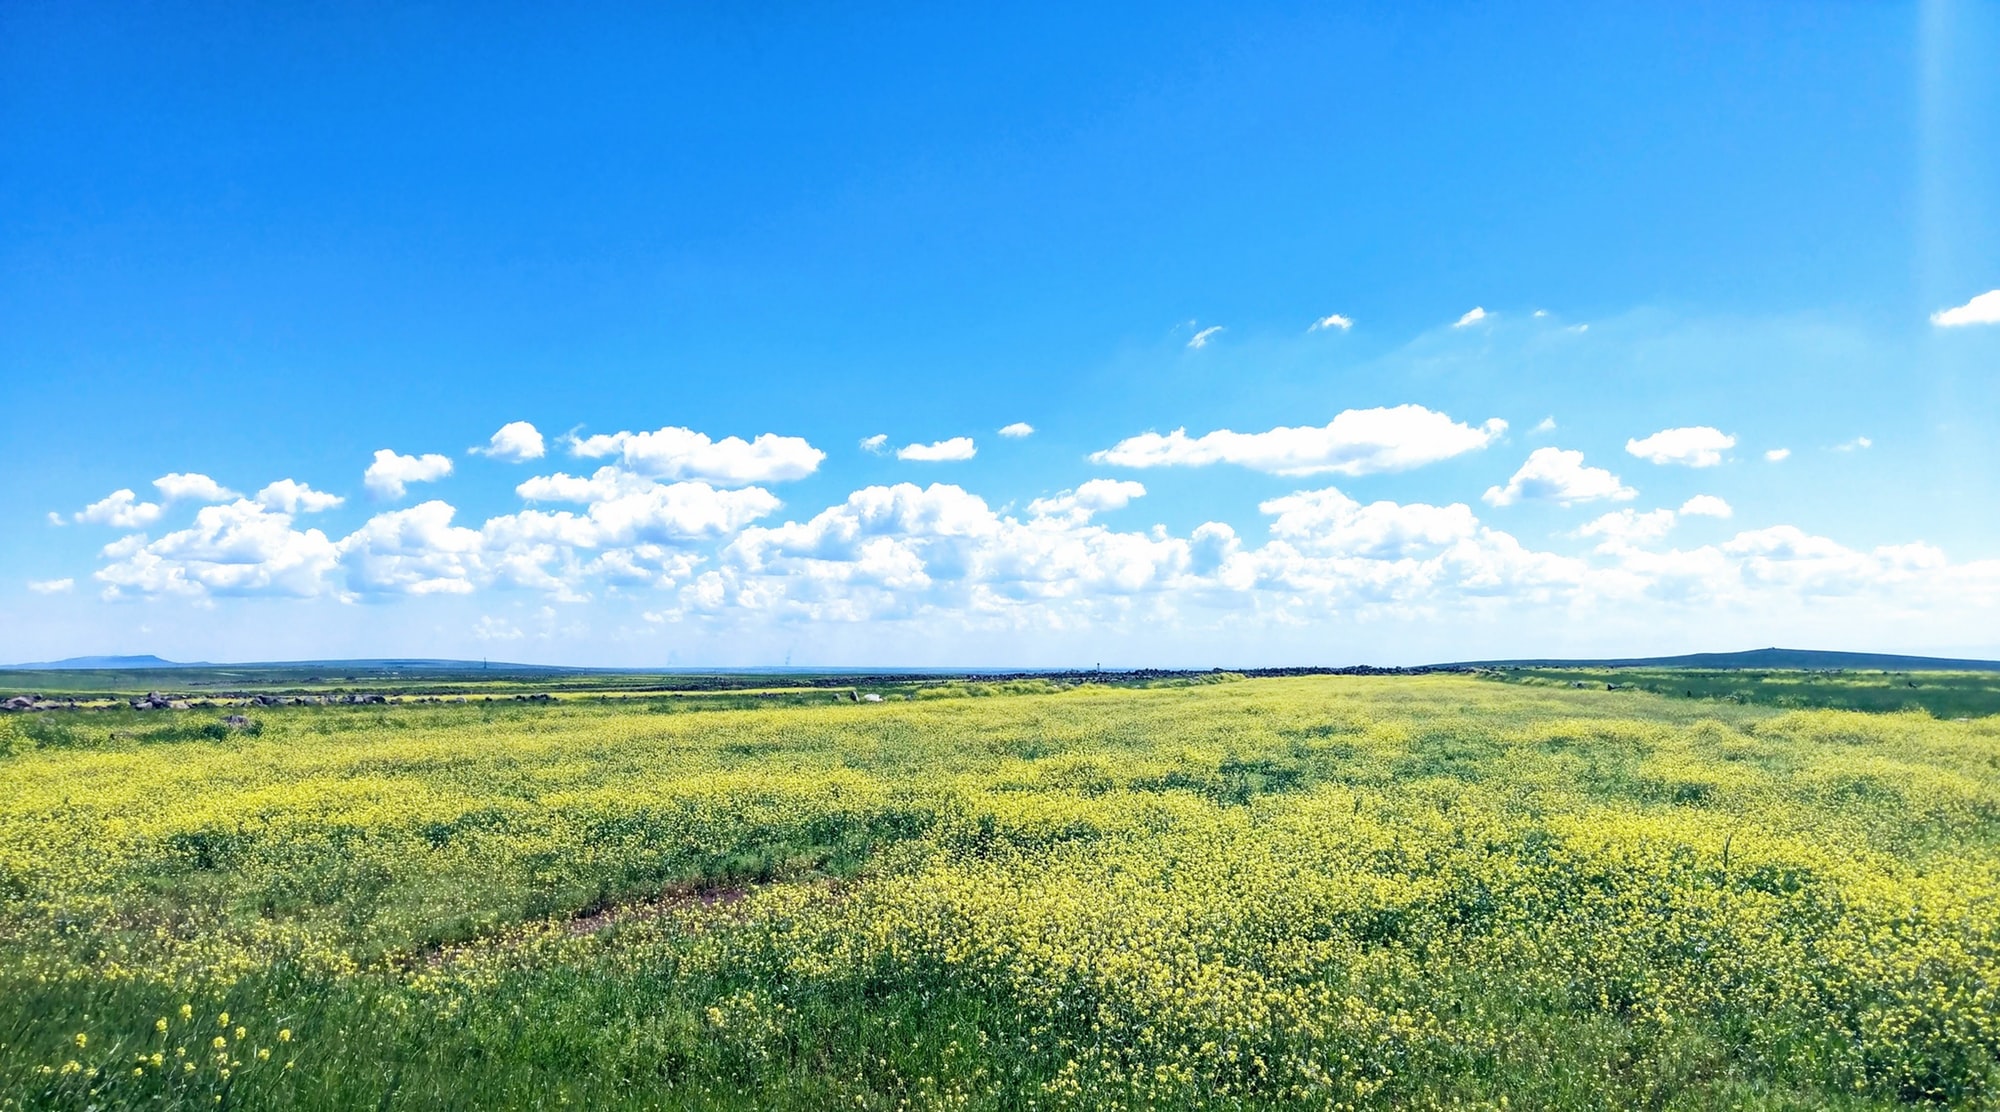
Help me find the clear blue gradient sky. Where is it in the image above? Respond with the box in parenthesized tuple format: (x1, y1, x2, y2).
(3, 2, 1998, 666)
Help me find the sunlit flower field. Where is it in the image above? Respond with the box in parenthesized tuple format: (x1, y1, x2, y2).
(3, 675, 1998, 1109)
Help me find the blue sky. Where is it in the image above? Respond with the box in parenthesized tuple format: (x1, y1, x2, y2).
(3, 2, 1998, 666)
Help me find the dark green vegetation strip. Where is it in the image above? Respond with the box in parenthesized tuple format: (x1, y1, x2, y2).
(1487, 666, 2000, 719)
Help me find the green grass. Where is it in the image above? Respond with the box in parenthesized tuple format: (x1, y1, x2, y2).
(2, 676, 1998, 1108)
(1487, 666, 2000, 718)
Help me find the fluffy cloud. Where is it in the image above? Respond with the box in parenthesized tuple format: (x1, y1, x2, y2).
(489, 470, 779, 593)
(1091, 405, 1506, 477)
(721, 482, 1198, 619)
(1532, 417, 1557, 434)
(58, 440, 2000, 640)
(1187, 325, 1224, 349)
(27, 578, 73, 595)
(997, 423, 1035, 438)
(897, 437, 977, 462)
(1836, 436, 1873, 452)
(733, 484, 998, 567)
(473, 421, 546, 462)
(1577, 508, 1678, 551)
(516, 466, 656, 504)
(97, 500, 340, 599)
(1931, 290, 2000, 327)
(1720, 526, 1946, 597)
(1483, 448, 1636, 507)
(1765, 448, 1791, 462)
(493, 479, 779, 548)
(364, 450, 454, 499)
(1262, 487, 1479, 559)
(1573, 498, 1727, 554)
(712, 478, 1605, 628)
(860, 434, 889, 454)
(1625, 426, 1735, 467)
(337, 501, 483, 595)
(81, 448, 782, 601)
(75, 489, 163, 528)
(153, 473, 239, 503)
(1453, 307, 1488, 328)
(1027, 480, 1146, 524)
(255, 480, 344, 513)
(698, 479, 2000, 631)
(1240, 499, 1586, 607)
(570, 426, 823, 485)
(1309, 313, 1353, 332)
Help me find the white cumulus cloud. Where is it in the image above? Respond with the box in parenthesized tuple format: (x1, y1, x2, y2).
(1483, 448, 1636, 507)
(997, 422, 1035, 438)
(255, 479, 344, 513)
(1262, 487, 1479, 559)
(364, 450, 454, 499)
(473, 421, 546, 462)
(860, 434, 889, 454)
(570, 426, 823, 485)
(494, 478, 780, 547)
(516, 466, 657, 504)
(897, 437, 977, 462)
(337, 501, 483, 596)
(1577, 508, 1679, 551)
(1453, 307, 1488, 328)
(722, 482, 1199, 615)
(75, 489, 163, 529)
(153, 473, 239, 504)
(1027, 480, 1146, 524)
(1091, 405, 1505, 477)
(1765, 448, 1791, 462)
(59, 465, 2000, 641)
(1678, 495, 1733, 518)
(1309, 313, 1353, 332)
(1931, 290, 2000, 327)
(1836, 436, 1873, 452)
(1625, 426, 1735, 468)
(96, 500, 340, 599)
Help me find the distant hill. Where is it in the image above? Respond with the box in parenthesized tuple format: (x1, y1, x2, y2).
(0, 654, 198, 671)
(236, 658, 581, 673)
(0, 656, 586, 673)
(1442, 647, 2000, 672)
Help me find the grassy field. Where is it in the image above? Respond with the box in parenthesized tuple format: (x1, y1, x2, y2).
(1484, 667, 2000, 720)
(2, 675, 1998, 1108)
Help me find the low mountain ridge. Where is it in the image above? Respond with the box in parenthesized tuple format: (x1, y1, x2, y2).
(1442, 647, 2000, 672)
(0, 654, 195, 671)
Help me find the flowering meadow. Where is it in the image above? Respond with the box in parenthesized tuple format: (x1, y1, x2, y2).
(2, 675, 1998, 1108)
